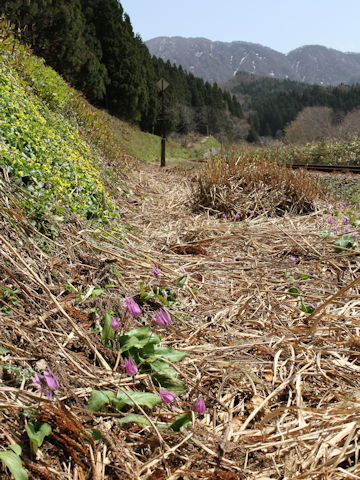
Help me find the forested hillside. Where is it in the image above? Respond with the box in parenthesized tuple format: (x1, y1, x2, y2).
(224, 72, 360, 139)
(2, 1, 244, 139)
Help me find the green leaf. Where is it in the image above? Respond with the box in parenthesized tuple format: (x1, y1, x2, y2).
(8, 444, 22, 456)
(25, 422, 52, 453)
(146, 359, 178, 378)
(334, 234, 357, 252)
(170, 413, 191, 432)
(87, 390, 115, 412)
(86, 429, 103, 441)
(176, 275, 187, 287)
(113, 390, 161, 410)
(0, 346, 9, 354)
(117, 414, 151, 427)
(298, 274, 310, 280)
(152, 346, 186, 362)
(153, 374, 188, 393)
(0, 450, 28, 480)
(91, 288, 104, 298)
(101, 311, 114, 343)
(119, 325, 161, 352)
(300, 297, 315, 314)
(288, 287, 300, 296)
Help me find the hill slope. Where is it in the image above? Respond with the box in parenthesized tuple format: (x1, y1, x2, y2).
(146, 36, 360, 85)
(2, 22, 360, 480)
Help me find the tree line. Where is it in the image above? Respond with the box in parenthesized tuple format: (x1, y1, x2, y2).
(2, 0, 244, 138)
(230, 74, 360, 140)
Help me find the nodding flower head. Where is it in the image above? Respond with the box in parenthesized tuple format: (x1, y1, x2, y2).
(32, 369, 59, 400)
(124, 297, 141, 317)
(123, 356, 138, 376)
(152, 265, 160, 277)
(179, 266, 186, 274)
(111, 316, 120, 330)
(193, 397, 206, 414)
(159, 389, 175, 403)
(328, 217, 334, 225)
(290, 256, 296, 265)
(152, 308, 171, 327)
(234, 213, 241, 221)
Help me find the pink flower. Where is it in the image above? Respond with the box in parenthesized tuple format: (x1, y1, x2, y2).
(193, 397, 206, 414)
(342, 216, 350, 224)
(340, 201, 347, 208)
(179, 266, 186, 274)
(123, 356, 138, 376)
(344, 225, 350, 233)
(152, 265, 160, 277)
(222, 213, 227, 219)
(234, 213, 241, 221)
(352, 232, 357, 239)
(327, 217, 334, 225)
(249, 210, 254, 216)
(290, 256, 296, 265)
(32, 369, 59, 400)
(159, 389, 175, 403)
(152, 308, 171, 327)
(124, 297, 141, 317)
(111, 316, 120, 330)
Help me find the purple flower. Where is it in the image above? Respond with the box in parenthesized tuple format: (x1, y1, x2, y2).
(234, 213, 241, 221)
(193, 397, 206, 414)
(152, 265, 160, 277)
(32, 369, 59, 400)
(179, 266, 186, 274)
(123, 356, 138, 376)
(249, 210, 254, 216)
(152, 308, 171, 327)
(342, 216, 350, 225)
(290, 256, 296, 265)
(352, 232, 357, 239)
(124, 297, 141, 317)
(222, 213, 227, 219)
(327, 217, 334, 225)
(340, 201, 347, 208)
(344, 225, 350, 233)
(334, 226, 340, 234)
(111, 316, 120, 330)
(159, 389, 175, 403)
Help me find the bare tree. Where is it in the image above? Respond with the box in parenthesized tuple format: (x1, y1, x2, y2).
(284, 106, 334, 144)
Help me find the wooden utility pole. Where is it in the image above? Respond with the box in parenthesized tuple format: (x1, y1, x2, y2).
(157, 78, 169, 167)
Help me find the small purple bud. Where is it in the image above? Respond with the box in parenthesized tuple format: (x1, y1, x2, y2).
(290, 256, 296, 265)
(152, 308, 171, 327)
(342, 216, 350, 225)
(222, 213, 227, 219)
(124, 297, 141, 317)
(43, 369, 60, 392)
(123, 356, 138, 376)
(340, 201, 347, 208)
(234, 213, 241, 221)
(110, 316, 120, 330)
(152, 265, 160, 277)
(179, 266, 186, 274)
(352, 232, 357, 239)
(249, 210, 254, 216)
(344, 225, 350, 233)
(193, 397, 206, 414)
(334, 226, 340, 234)
(327, 217, 334, 225)
(159, 389, 175, 403)
(32, 373, 45, 394)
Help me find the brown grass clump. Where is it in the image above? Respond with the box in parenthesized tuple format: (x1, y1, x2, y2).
(193, 150, 327, 218)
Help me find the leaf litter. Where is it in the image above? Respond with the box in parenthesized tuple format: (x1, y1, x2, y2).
(1, 156, 360, 480)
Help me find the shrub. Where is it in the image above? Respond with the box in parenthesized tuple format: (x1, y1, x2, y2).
(192, 151, 326, 218)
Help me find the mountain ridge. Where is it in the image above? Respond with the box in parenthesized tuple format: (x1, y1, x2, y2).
(146, 36, 360, 85)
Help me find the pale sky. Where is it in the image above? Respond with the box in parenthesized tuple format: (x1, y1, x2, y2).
(120, 0, 360, 54)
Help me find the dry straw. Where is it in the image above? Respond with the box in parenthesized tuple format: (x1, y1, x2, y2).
(1, 157, 360, 480)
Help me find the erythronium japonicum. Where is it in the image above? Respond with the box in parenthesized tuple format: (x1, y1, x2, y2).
(32, 368, 59, 400)
(123, 356, 138, 377)
(179, 266, 185, 274)
(290, 256, 296, 265)
(159, 389, 175, 403)
(111, 316, 120, 330)
(152, 308, 171, 327)
(193, 397, 206, 414)
(152, 265, 160, 277)
(124, 297, 141, 317)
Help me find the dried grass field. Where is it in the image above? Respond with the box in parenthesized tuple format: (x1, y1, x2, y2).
(1, 154, 360, 480)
